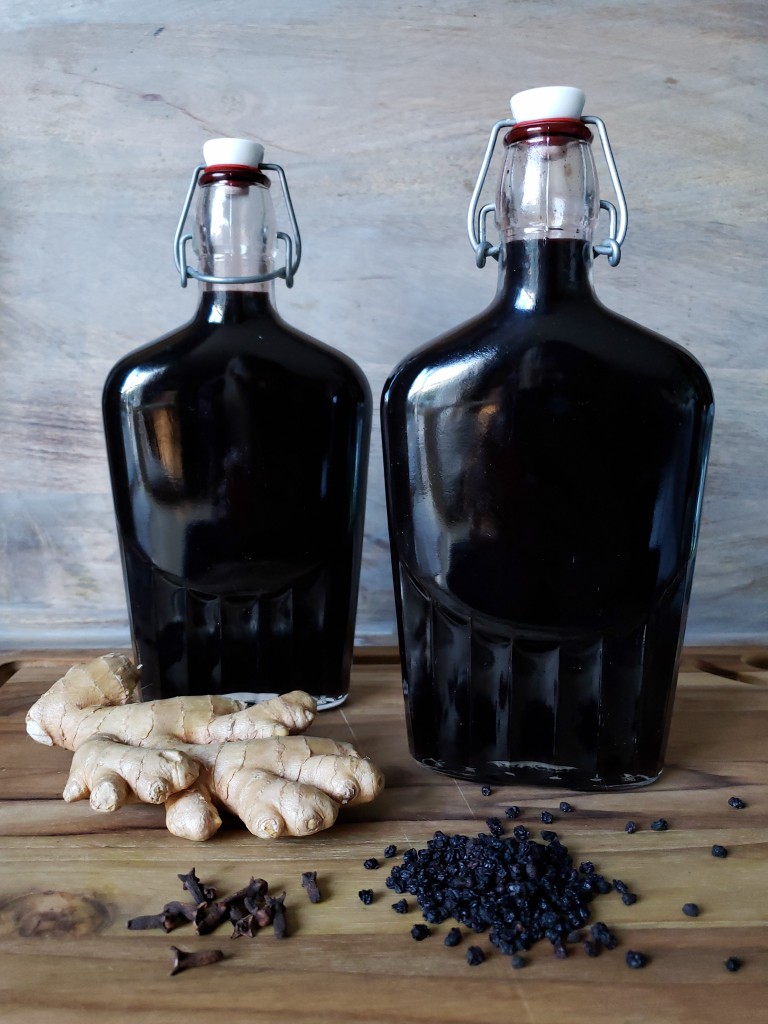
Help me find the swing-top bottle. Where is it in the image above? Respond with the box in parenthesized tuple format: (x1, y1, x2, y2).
(104, 138, 371, 707)
(381, 87, 714, 788)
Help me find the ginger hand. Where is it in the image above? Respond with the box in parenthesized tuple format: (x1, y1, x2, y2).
(27, 655, 384, 841)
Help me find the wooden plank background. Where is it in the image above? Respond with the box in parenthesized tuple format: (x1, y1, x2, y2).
(0, 1, 766, 649)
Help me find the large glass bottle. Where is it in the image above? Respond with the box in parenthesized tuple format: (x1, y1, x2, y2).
(104, 138, 371, 707)
(381, 88, 714, 788)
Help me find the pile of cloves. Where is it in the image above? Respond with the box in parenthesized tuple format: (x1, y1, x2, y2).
(127, 866, 319, 973)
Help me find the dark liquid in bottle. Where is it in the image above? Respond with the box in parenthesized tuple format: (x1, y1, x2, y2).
(382, 240, 713, 788)
(104, 291, 371, 705)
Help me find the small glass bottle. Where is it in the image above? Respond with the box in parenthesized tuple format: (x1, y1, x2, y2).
(381, 88, 714, 788)
(104, 138, 371, 707)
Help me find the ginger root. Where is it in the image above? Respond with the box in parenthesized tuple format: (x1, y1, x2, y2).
(26, 654, 384, 841)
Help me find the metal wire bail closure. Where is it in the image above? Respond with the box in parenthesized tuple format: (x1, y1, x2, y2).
(173, 162, 303, 288)
(467, 114, 629, 268)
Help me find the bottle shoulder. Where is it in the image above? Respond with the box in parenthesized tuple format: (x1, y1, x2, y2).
(383, 292, 712, 408)
(104, 304, 371, 408)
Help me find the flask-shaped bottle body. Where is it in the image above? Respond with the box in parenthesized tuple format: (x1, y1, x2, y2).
(381, 115, 713, 787)
(104, 153, 371, 706)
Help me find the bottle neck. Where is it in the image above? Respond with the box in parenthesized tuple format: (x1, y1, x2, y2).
(497, 238, 595, 311)
(193, 168, 279, 306)
(493, 122, 600, 308)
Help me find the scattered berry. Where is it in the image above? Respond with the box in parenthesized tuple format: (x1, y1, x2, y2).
(481, 785, 492, 797)
(626, 950, 649, 969)
(504, 805, 521, 819)
(650, 818, 669, 832)
(513, 825, 530, 841)
(383, 844, 398, 858)
(580, 861, 595, 875)
(540, 810, 555, 824)
(583, 940, 600, 957)
(411, 924, 431, 941)
(541, 830, 558, 842)
(621, 892, 638, 906)
(466, 945, 485, 965)
(363, 858, 380, 870)
(553, 944, 568, 959)
(682, 903, 700, 917)
(444, 927, 462, 947)
(511, 954, 526, 968)
(391, 899, 408, 914)
(728, 796, 747, 809)
(724, 956, 742, 972)
(591, 922, 618, 950)
(612, 879, 629, 895)
(624, 821, 637, 834)
(559, 801, 574, 813)
(711, 844, 728, 859)
(486, 817, 504, 838)
(358, 889, 374, 905)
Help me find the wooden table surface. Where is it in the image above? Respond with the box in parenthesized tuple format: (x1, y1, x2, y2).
(1, 647, 767, 1023)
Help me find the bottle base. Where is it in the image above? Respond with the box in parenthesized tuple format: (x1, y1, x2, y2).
(314, 692, 350, 711)
(225, 690, 349, 711)
(418, 757, 661, 792)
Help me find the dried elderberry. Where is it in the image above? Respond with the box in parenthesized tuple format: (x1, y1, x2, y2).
(624, 821, 637, 834)
(621, 892, 638, 906)
(728, 796, 747, 809)
(626, 950, 649, 968)
(466, 945, 485, 965)
(444, 927, 462, 947)
(358, 890, 374, 906)
(682, 903, 700, 917)
(559, 801, 573, 813)
(724, 956, 742, 972)
(650, 818, 669, 832)
(711, 844, 728, 858)
(481, 785, 492, 796)
(363, 858, 380, 870)
(391, 899, 409, 914)
(540, 810, 555, 824)
(511, 954, 526, 968)
(504, 805, 521, 819)
(383, 844, 398, 858)
(485, 817, 504, 838)
(590, 922, 618, 950)
(411, 924, 431, 941)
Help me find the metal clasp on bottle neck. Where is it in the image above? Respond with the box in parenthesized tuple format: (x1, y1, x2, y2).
(467, 115, 628, 269)
(173, 162, 303, 288)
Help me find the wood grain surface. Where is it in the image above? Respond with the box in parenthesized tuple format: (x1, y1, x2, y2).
(0, 647, 767, 1023)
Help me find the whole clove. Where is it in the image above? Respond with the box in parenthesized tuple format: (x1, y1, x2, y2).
(169, 945, 224, 976)
(265, 893, 287, 938)
(194, 901, 230, 936)
(231, 914, 260, 939)
(127, 912, 183, 933)
(177, 868, 216, 906)
(162, 901, 198, 923)
(301, 871, 322, 904)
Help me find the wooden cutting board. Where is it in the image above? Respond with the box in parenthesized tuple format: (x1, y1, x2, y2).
(1, 647, 766, 1023)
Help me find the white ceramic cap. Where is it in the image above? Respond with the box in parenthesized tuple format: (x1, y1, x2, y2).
(203, 137, 265, 168)
(510, 86, 586, 124)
